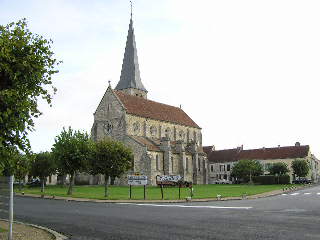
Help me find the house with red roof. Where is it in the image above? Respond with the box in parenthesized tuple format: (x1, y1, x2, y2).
(204, 142, 320, 183)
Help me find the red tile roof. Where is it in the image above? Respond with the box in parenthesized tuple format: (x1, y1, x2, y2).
(205, 145, 310, 163)
(115, 91, 200, 129)
(129, 136, 160, 152)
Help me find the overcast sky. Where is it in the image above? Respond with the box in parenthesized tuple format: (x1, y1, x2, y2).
(2, 0, 320, 156)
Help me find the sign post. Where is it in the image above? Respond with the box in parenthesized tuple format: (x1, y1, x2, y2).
(127, 175, 148, 200)
(8, 176, 13, 240)
(0, 176, 12, 240)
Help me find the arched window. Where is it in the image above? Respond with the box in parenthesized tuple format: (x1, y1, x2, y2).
(133, 122, 140, 135)
(165, 128, 171, 139)
(156, 155, 160, 170)
(186, 157, 189, 172)
(150, 126, 157, 137)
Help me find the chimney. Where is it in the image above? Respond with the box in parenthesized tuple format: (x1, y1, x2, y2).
(241, 144, 243, 150)
(295, 142, 300, 147)
(278, 145, 280, 149)
(212, 145, 215, 151)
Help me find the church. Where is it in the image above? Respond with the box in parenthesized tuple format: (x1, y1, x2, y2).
(90, 14, 208, 185)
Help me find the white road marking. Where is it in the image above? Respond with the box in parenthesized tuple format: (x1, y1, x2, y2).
(281, 194, 288, 196)
(304, 193, 311, 195)
(117, 203, 252, 210)
(290, 193, 300, 196)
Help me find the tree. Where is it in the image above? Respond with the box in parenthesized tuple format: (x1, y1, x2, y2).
(269, 162, 289, 176)
(0, 19, 60, 161)
(269, 162, 290, 184)
(13, 153, 30, 191)
(30, 152, 56, 192)
(291, 159, 309, 179)
(52, 127, 93, 195)
(231, 159, 263, 183)
(90, 138, 133, 197)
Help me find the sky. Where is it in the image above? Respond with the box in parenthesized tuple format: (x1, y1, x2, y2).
(1, 0, 320, 156)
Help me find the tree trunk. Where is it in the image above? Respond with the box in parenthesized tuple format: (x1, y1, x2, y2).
(18, 179, 22, 192)
(67, 173, 74, 195)
(104, 174, 109, 198)
(110, 176, 115, 185)
(41, 177, 45, 193)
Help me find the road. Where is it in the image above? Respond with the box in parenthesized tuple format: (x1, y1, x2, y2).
(2, 185, 320, 240)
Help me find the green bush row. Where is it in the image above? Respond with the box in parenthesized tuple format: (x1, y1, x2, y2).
(252, 175, 290, 185)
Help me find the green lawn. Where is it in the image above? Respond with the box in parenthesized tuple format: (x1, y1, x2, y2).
(15, 184, 295, 200)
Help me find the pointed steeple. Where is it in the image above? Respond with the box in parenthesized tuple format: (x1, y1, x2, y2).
(115, 6, 147, 97)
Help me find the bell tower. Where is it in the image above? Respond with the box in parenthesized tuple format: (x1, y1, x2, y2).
(115, 3, 148, 99)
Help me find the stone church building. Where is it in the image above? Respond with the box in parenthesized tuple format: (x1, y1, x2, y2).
(90, 15, 208, 185)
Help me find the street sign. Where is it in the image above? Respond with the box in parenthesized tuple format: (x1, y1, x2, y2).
(127, 175, 148, 185)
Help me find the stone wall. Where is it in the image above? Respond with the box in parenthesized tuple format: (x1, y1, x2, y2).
(126, 114, 202, 144)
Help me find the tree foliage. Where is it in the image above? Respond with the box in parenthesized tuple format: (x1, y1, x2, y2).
(269, 162, 289, 176)
(13, 153, 31, 191)
(52, 127, 93, 195)
(30, 152, 56, 192)
(0, 18, 60, 159)
(291, 159, 309, 179)
(90, 138, 133, 197)
(231, 159, 263, 182)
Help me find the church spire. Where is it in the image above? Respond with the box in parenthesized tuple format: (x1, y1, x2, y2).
(115, 3, 148, 98)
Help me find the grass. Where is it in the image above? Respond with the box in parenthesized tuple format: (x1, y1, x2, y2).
(15, 184, 296, 200)
(0, 227, 7, 233)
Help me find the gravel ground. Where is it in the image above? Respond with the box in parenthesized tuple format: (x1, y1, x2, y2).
(0, 221, 54, 240)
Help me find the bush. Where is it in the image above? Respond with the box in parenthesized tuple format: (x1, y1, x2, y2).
(253, 175, 276, 185)
(278, 175, 290, 184)
(253, 175, 290, 185)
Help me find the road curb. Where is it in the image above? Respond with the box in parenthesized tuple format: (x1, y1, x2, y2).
(15, 184, 315, 204)
(0, 218, 68, 240)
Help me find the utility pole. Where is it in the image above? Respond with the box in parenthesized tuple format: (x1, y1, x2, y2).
(8, 175, 13, 240)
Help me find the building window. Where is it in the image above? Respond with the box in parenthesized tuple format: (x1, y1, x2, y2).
(198, 158, 201, 172)
(171, 156, 174, 172)
(227, 164, 230, 171)
(150, 126, 157, 137)
(186, 157, 189, 172)
(165, 128, 171, 139)
(133, 122, 140, 135)
(210, 165, 214, 172)
(156, 155, 160, 171)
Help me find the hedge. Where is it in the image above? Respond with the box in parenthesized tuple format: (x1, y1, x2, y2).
(253, 175, 290, 185)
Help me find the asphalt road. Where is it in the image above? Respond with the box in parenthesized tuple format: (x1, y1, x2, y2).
(2, 185, 320, 240)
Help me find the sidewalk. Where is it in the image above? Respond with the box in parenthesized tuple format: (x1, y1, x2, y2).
(0, 219, 67, 240)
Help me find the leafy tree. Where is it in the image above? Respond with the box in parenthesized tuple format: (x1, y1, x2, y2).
(269, 162, 290, 184)
(231, 159, 263, 183)
(13, 153, 31, 191)
(90, 138, 133, 197)
(291, 159, 309, 179)
(30, 152, 56, 192)
(52, 127, 93, 195)
(0, 18, 60, 162)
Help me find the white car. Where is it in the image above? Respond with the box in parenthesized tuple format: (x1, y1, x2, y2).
(214, 179, 232, 184)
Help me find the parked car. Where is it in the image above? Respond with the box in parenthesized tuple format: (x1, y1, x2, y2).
(214, 179, 232, 184)
(292, 177, 312, 184)
(26, 179, 41, 187)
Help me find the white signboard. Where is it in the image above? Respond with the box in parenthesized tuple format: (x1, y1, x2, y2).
(128, 175, 148, 185)
(156, 175, 182, 182)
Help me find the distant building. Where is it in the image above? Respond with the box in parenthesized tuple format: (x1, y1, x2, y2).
(204, 142, 320, 183)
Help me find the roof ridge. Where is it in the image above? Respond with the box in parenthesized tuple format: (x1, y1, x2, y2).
(115, 90, 182, 110)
